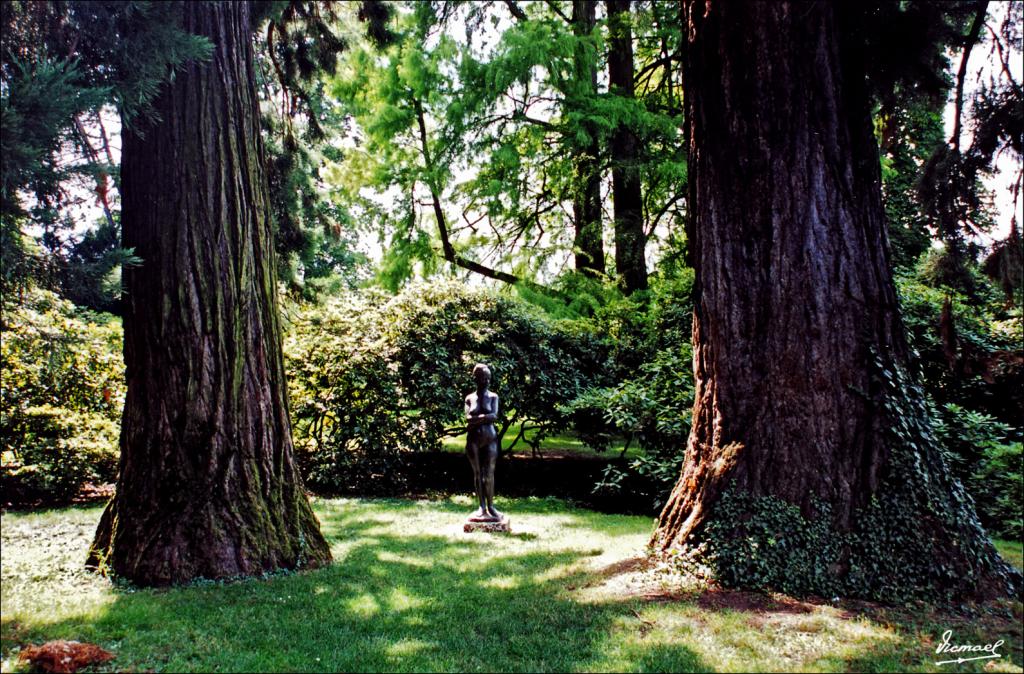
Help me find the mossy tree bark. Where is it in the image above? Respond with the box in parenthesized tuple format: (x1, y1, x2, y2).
(87, 0, 331, 586)
(606, 0, 647, 295)
(653, 0, 1018, 600)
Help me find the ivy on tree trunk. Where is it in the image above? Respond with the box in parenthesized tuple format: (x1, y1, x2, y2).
(87, 0, 331, 586)
(653, 0, 1019, 601)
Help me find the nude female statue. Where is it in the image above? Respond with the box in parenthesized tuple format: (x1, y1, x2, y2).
(465, 363, 503, 522)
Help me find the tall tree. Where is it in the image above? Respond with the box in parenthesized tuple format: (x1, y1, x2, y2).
(652, 0, 1019, 600)
(570, 0, 605, 277)
(87, 0, 331, 586)
(606, 0, 647, 293)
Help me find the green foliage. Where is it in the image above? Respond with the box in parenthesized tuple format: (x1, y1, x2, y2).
(969, 438, 1023, 542)
(934, 403, 1023, 540)
(59, 215, 142, 313)
(842, 356, 1015, 601)
(262, 124, 369, 297)
(449, 2, 685, 278)
(577, 346, 693, 510)
(253, 2, 370, 298)
(284, 290, 401, 493)
(326, 11, 470, 290)
(283, 282, 605, 493)
(877, 99, 945, 269)
(677, 491, 844, 598)
(2, 406, 118, 503)
(0, 54, 107, 295)
(1, 287, 123, 504)
(326, 1, 687, 291)
(562, 270, 696, 510)
(1, 0, 211, 301)
(0, 55, 103, 217)
(896, 266, 1022, 425)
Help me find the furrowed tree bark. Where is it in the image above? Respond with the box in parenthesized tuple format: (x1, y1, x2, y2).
(87, 0, 331, 586)
(606, 0, 647, 294)
(653, 0, 1018, 600)
(571, 0, 604, 277)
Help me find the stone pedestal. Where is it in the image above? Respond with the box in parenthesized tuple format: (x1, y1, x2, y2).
(464, 516, 511, 533)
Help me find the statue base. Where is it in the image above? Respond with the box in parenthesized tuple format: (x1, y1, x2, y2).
(464, 516, 511, 533)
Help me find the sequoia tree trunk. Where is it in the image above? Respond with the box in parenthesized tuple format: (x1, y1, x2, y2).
(87, 0, 331, 586)
(571, 0, 604, 277)
(606, 0, 647, 294)
(653, 0, 1018, 600)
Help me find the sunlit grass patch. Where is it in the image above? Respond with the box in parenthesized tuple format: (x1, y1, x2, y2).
(995, 539, 1023, 571)
(2, 497, 1021, 673)
(440, 422, 633, 458)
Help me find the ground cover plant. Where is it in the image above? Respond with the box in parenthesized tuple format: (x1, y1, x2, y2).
(2, 498, 1021, 673)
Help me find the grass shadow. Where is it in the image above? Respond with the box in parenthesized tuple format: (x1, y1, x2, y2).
(4, 500, 1020, 673)
(3, 500, 706, 673)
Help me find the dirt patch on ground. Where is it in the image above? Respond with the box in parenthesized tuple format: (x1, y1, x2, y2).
(573, 555, 696, 603)
(695, 588, 817, 615)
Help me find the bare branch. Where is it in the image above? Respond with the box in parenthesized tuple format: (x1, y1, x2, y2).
(951, 1, 989, 151)
(544, 0, 572, 24)
(503, 0, 529, 22)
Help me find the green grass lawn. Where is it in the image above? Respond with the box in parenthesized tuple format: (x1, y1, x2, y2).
(440, 422, 634, 458)
(2, 497, 1021, 673)
(995, 539, 1024, 572)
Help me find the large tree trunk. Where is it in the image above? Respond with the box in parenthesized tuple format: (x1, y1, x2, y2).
(653, 0, 1018, 600)
(87, 0, 331, 586)
(606, 0, 647, 294)
(571, 0, 604, 277)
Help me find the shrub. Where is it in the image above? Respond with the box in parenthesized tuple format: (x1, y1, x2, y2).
(933, 402, 1022, 540)
(571, 346, 694, 511)
(896, 268, 1022, 425)
(970, 440, 1023, 541)
(562, 271, 696, 511)
(283, 282, 606, 493)
(1, 406, 119, 502)
(1, 288, 123, 505)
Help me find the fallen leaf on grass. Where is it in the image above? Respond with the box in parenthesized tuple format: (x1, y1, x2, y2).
(18, 640, 114, 673)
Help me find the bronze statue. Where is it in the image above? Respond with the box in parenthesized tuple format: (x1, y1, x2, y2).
(465, 363, 504, 522)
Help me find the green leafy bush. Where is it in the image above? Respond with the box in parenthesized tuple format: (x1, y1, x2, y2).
(570, 346, 694, 510)
(283, 282, 606, 493)
(562, 271, 696, 510)
(970, 440, 1023, 541)
(895, 268, 1022, 541)
(2, 406, 119, 502)
(896, 268, 1022, 425)
(1, 288, 123, 504)
(933, 402, 1023, 540)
